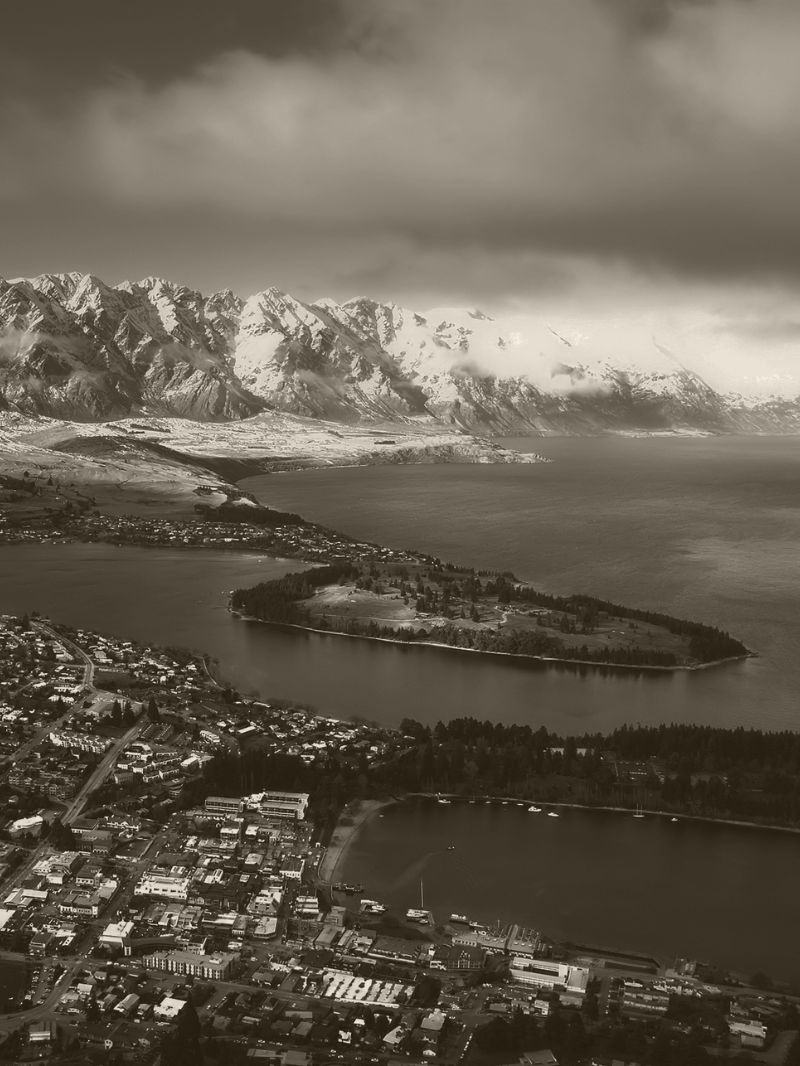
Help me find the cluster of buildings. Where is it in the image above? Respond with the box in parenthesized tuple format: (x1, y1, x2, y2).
(0, 616, 85, 755)
(0, 610, 794, 1064)
(7, 736, 99, 805)
(3, 511, 420, 568)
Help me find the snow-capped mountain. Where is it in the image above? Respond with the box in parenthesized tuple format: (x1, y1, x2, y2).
(1, 272, 798, 433)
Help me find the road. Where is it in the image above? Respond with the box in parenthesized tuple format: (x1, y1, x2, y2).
(62, 718, 143, 826)
(0, 621, 103, 769)
(32, 620, 95, 688)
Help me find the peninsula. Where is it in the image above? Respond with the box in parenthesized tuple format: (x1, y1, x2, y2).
(230, 559, 749, 671)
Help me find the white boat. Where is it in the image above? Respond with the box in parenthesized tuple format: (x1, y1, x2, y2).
(671, 817, 679, 823)
(361, 899, 386, 914)
(450, 913, 470, 924)
(633, 804, 645, 819)
(547, 811, 560, 818)
(436, 794, 451, 805)
(528, 806, 542, 813)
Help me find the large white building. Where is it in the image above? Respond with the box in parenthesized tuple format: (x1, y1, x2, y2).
(245, 790, 310, 821)
(134, 873, 190, 901)
(204, 796, 244, 818)
(142, 950, 235, 980)
(509, 958, 589, 997)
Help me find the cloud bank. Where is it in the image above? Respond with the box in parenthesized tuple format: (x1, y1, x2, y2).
(2, 0, 800, 320)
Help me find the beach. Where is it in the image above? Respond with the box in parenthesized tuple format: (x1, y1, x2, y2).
(318, 797, 395, 883)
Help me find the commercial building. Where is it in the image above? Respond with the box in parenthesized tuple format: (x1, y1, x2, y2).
(134, 874, 190, 901)
(245, 790, 310, 821)
(509, 958, 589, 997)
(142, 949, 235, 980)
(204, 796, 244, 818)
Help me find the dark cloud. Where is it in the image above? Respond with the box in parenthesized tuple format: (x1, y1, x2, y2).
(1, 0, 799, 310)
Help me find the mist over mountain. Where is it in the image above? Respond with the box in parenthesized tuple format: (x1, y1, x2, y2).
(1, 272, 798, 434)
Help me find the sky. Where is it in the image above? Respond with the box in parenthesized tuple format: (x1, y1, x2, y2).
(1, 0, 800, 379)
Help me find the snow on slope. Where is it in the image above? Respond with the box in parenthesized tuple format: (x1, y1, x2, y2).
(1, 271, 798, 434)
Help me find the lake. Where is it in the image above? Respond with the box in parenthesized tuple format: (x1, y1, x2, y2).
(339, 798, 800, 986)
(241, 435, 800, 731)
(0, 437, 798, 732)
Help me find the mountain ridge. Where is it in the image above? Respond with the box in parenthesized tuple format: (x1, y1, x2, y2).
(1, 272, 798, 434)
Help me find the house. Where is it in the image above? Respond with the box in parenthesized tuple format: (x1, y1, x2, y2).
(29, 930, 56, 958)
(28, 1020, 57, 1045)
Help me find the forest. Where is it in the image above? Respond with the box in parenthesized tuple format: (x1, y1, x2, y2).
(180, 716, 800, 837)
(378, 718, 800, 827)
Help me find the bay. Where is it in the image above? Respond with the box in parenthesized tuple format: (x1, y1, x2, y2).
(340, 799, 800, 986)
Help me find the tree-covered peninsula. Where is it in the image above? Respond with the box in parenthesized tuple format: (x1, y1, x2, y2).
(230, 557, 748, 670)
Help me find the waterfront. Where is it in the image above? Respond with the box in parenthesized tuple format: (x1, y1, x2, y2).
(339, 798, 800, 987)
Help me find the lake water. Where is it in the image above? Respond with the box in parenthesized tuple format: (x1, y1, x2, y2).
(340, 799, 800, 986)
(241, 435, 800, 732)
(0, 437, 798, 733)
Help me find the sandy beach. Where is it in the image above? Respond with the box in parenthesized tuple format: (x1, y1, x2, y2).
(317, 797, 396, 883)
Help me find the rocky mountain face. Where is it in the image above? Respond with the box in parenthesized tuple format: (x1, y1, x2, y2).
(1, 272, 797, 433)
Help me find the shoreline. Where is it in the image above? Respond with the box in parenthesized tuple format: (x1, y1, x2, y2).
(408, 792, 800, 837)
(231, 611, 752, 676)
(318, 790, 800, 900)
(317, 798, 396, 884)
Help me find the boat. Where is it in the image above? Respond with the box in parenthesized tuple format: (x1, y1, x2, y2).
(405, 908, 430, 922)
(547, 811, 560, 818)
(450, 913, 470, 924)
(447, 844, 456, 851)
(633, 804, 646, 819)
(361, 899, 387, 914)
(671, 817, 679, 823)
(436, 794, 451, 805)
(528, 805, 542, 813)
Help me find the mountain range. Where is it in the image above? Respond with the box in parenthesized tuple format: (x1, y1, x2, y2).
(1, 271, 798, 434)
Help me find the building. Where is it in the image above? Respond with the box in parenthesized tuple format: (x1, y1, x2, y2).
(728, 1018, 768, 1049)
(134, 873, 190, 901)
(30, 930, 56, 958)
(28, 1020, 57, 1045)
(204, 796, 244, 818)
(620, 986, 670, 1016)
(99, 920, 134, 953)
(432, 943, 485, 971)
(49, 730, 111, 755)
(509, 958, 588, 997)
(245, 790, 310, 821)
(142, 949, 235, 980)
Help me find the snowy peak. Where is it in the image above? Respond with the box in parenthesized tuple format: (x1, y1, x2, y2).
(0, 272, 798, 433)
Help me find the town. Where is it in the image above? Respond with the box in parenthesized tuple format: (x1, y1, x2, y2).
(0, 497, 423, 570)
(0, 611, 796, 1065)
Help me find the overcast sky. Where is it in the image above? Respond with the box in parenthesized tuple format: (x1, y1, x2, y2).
(2, 0, 800, 337)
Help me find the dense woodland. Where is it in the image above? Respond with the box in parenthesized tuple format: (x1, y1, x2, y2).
(231, 562, 748, 668)
(382, 719, 800, 827)
(181, 715, 800, 835)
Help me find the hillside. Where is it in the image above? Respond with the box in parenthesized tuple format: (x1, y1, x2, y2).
(2, 272, 798, 434)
